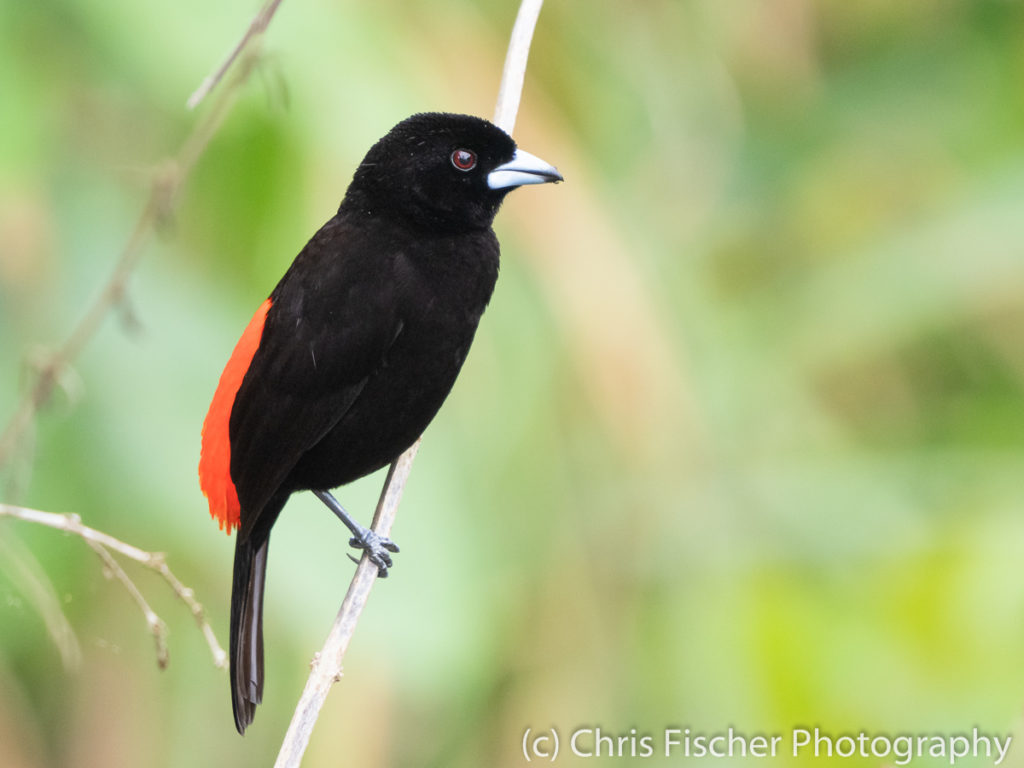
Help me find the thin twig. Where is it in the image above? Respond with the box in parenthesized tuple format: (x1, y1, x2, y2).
(0, 54, 258, 678)
(0, 44, 260, 480)
(274, 440, 420, 768)
(83, 535, 171, 669)
(273, 1, 547, 763)
(0, 504, 228, 669)
(0, 0, 277, 692)
(186, 0, 285, 110)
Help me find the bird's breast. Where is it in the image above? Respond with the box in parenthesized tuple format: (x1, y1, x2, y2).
(283, 229, 499, 489)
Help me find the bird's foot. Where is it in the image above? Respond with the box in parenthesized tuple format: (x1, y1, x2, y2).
(348, 529, 400, 577)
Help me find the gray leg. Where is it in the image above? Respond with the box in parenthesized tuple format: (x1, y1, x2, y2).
(313, 489, 399, 576)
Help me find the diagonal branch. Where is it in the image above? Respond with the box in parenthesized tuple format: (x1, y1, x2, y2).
(273, 1, 548, 764)
(0, 33, 263, 483)
(0, 503, 227, 669)
(273, 440, 419, 768)
(186, 0, 286, 110)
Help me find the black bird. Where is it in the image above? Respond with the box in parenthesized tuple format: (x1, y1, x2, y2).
(198, 112, 562, 733)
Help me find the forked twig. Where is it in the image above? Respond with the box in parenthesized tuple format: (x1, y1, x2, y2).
(0, 504, 227, 669)
(83, 534, 171, 669)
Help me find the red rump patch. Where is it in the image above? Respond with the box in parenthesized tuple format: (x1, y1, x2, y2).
(199, 298, 272, 534)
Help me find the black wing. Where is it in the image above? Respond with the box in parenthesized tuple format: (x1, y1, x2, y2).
(228, 216, 405, 540)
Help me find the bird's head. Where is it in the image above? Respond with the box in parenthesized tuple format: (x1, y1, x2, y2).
(345, 112, 562, 232)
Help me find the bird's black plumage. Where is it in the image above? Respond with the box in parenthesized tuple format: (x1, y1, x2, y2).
(199, 112, 561, 733)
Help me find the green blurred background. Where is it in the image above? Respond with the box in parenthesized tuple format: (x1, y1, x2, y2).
(2, 0, 1024, 766)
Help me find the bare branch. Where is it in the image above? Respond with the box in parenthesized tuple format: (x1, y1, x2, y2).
(186, 0, 286, 110)
(0, 0, 277, 702)
(0, 38, 269, 668)
(0, 504, 228, 669)
(493, 0, 545, 135)
(0, 34, 263, 481)
(273, 1, 547, 763)
(273, 440, 419, 768)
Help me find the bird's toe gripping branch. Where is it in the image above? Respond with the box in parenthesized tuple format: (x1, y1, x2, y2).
(314, 489, 399, 577)
(348, 530, 400, 576)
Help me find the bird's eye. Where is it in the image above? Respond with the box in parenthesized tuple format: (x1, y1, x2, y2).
(450, 149, 477, 172)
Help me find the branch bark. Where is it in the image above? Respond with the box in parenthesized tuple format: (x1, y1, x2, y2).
(273, 1, 547, 764)
(0, 504, 227, 669)
(273, 441, 419, 768)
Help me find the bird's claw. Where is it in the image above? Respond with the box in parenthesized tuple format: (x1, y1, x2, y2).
(349, 530, 399, 576)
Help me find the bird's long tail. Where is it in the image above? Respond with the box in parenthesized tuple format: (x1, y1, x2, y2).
(230, 535, 268, 734)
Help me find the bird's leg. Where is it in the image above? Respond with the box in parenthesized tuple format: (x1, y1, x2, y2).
(312, 489, 399, 576)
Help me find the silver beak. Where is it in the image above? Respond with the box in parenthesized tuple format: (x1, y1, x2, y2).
(487, 149, 563, 190)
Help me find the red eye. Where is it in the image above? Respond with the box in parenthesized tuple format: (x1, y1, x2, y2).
(451, 149, 477, 171)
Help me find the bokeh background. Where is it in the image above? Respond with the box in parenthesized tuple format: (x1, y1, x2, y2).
(2, 0, 1024, 766)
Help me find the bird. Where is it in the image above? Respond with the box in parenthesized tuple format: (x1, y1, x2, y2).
(198, 112, 562, 734)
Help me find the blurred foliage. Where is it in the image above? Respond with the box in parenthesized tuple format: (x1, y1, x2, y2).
(2, 0, 1024, 766)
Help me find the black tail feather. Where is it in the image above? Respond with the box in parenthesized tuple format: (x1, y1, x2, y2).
(230, 535, 268, 734)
